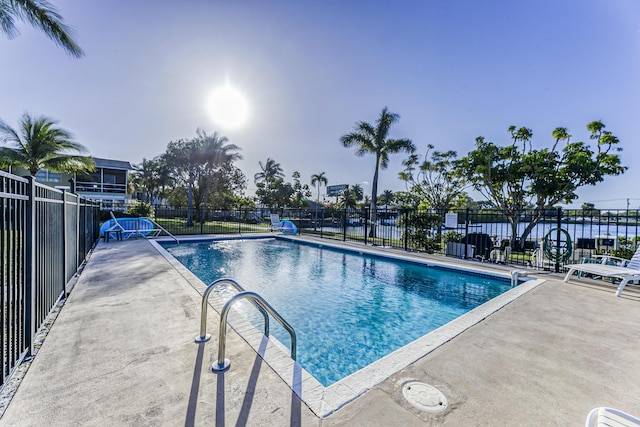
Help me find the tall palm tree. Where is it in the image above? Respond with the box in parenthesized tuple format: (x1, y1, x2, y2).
(0, 0, 84, 57)
(197, 129, 242, 216)
(165, 129, 241, 226)
(254, 157, 284, 185)
(0, 112, 94, 176)
(310, 171, 328, 204)
(340, 107, 415, 237)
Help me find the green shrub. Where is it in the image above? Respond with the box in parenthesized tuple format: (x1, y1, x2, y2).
(126, 202, 153, 217)
(612, 236, 640, 260)
(443, 231, 463, 244)
(397, 212, 441, 253)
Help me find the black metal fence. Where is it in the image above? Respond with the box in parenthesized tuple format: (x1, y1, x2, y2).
(1, 171, 100, 388)
(118, 204, 640, 270)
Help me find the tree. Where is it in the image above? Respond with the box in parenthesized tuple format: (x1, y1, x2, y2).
(0, 112, 94, 176)
(0, 0, 84, 57)
(290, 171, 312, 208)
(350, 183, 364, 204)
(378, 189, 394, 206)
(340, 107, 415, 237)
(254, 177, 294, 209)
(310, 172, 328, 204)
(131, 156, 173, 204)
(337, 188, 358, 209)
(254, 158, 291, 208)
(164, 129, 242, 226)
(254, 158, 284, 185)
(456, 122, 626, 249)
(392, 191, 422, 209)
(400, 144, 467, 214)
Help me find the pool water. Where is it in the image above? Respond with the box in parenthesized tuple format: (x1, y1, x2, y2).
(164, 238, 513, 386)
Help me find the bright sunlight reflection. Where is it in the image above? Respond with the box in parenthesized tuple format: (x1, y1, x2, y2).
(207, 84, 249, 129)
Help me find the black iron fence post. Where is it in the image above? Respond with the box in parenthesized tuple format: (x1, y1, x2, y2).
(62, 190, 68, 299)
(464, 208, 470, 259)
(555, 207, 562, 273)
(364, 207, 369, 245)
(76, 195, 80, 270)
(24, 176, 36, 358)
(342, 209, 347, 242)
(404, 209, 408, 251)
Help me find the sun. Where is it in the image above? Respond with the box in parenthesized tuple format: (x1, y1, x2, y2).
(207, 84, 249, 129)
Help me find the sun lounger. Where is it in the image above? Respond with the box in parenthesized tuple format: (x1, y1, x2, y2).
(585, 407, 640, 427)
(564, 247, 640, 297)
(101, 211, 178, 243)
(269, 214, 297, 235)
(270, 214, 284, 232)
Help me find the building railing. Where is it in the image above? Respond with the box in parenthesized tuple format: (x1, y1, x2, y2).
(75, 181, 127, 194)
(1, 171, 101, 388)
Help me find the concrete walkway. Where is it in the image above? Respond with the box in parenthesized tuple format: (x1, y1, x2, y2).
(1, 238, 639, 426)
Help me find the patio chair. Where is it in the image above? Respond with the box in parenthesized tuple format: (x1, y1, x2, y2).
(585, 407, 640, 427)
(101, 212, 165, 241)
(564, 246, 640, 297)
(103, 212, 126, 241)
(269, 214, 297, 235)
(270, 214, 284, 232)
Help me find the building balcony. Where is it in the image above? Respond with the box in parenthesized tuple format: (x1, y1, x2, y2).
(76, 181, 127, 194)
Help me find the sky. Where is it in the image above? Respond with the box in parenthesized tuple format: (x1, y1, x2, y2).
(1, 0, 640, 209)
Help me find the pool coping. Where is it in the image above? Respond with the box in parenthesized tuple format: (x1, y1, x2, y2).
(150, 235, 545, 418)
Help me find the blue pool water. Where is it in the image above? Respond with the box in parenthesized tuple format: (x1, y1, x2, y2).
(164, 238, 514, 386)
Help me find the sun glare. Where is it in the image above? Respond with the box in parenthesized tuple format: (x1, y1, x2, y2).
(207, 84, 249, 129)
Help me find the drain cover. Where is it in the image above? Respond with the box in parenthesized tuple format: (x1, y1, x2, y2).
(402, 381, 448, 413)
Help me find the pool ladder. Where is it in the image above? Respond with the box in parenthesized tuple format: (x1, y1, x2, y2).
(195, 278, 297, 372)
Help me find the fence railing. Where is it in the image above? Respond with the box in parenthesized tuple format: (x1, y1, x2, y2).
(117, 205, 640, 270)
(1, 171, 101, 388)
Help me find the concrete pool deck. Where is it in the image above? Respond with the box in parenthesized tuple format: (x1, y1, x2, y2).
(1, 237, 639, 425)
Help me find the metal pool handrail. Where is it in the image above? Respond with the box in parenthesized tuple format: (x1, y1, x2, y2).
(212, 291, 297, 372)
(195, 278, 269, 343)
(511, 270, 527, 287)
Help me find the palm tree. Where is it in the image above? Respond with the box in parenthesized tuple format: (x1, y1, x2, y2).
(132, 156, 175, 205)
(197, 129, 242, 217)
(254, 157, 284, 185)
(350, 183, 364, 203)
(340, 107, 415, 237)
(0, 112, 94, 176)
(310, 172, 328, 204)
(0, 0, 84, 57)
(378, 189, 395, 206)
(165, 129, 241, 226)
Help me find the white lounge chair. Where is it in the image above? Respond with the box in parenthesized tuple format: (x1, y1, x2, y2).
(269, 214, 281, 231)
(269, 214, 298, 235)
(270, 214, 284, 232)
(102, 211, 170, 241)
(585, 407, 640, 427)
(564, 247, 640, 297)
(103, 212, 126, 241)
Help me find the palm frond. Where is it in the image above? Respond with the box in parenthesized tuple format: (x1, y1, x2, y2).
(8, 0, 84, 57)
(0, 1, 18, 38)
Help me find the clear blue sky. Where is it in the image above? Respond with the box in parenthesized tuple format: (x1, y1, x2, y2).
(2, 0, 639, 208)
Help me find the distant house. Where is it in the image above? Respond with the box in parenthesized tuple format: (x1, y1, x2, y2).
(74, 158, 133, 210)
(5, 157, 134, 210)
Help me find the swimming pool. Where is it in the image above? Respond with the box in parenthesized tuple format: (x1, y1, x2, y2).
(163, 237, 518, 387)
